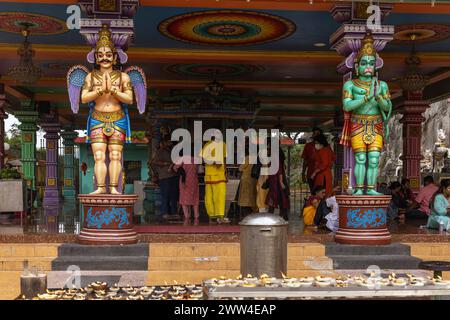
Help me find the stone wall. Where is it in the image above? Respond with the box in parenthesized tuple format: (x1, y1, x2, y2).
(379, 99, 450, 181)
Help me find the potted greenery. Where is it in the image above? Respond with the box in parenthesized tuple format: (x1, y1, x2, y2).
(0, 167, 22, 180)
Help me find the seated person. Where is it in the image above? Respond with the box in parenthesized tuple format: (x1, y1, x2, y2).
(401, 178, 415, 203)
(314, 186, 340, 231)
(324, 195, 339, 232)
(302, 185, 326, 226)
(387, 181, 407, 221)
(426, 179, 450, 230)
(406, 175, 438, 219)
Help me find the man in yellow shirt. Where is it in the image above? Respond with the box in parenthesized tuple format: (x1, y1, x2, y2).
(200, 135, 229, 224)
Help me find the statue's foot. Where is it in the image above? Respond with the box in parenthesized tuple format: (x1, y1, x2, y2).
(90, 187, 106, 195)
(353, 188, 364, 195)
(110, 187, 121, 195)
(366, 189, 383, 196)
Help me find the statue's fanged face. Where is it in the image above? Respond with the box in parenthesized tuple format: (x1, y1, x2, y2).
(357, 55, 376, 77)
(95, 46, 114, 68)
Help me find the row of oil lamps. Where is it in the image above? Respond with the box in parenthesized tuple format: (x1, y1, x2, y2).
(23, 273, 450, 300)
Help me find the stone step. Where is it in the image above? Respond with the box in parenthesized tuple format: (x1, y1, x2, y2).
(149, 243, 325, 258)
(57, 243, 149, 257)
(51, 256, 148, 271)
(325, 243, 411, 256)
(147, 256, 333, 271)
(149, 243, 240, 257)
(328, 255, 422, 270)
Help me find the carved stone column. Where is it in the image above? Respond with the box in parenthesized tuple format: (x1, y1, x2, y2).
(40, 110, 61, 215)
(60, 128, 78, 200)
(15, 102, 39, 191)
(0, 84, 7, 170)
(398, 92, 429, 193)
(397, 46, 430, 193)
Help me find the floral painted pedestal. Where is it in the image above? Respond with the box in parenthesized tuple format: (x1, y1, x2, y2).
(334, 195, 391, 245)
(78, 194, 139, 245)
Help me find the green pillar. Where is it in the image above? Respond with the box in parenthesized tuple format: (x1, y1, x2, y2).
(60, 128, 78, 200)
(15, 102, 39, 191)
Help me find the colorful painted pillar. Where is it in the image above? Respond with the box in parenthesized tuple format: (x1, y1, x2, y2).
(329, 2, 394, 192)
(40, 114, 61, 214)
(0, 84, 7, 170)
(60, 128, 78, 200)
(15, 102, 39, 191)
(332, 113, 344, 188)
(398, 51, 429, 193)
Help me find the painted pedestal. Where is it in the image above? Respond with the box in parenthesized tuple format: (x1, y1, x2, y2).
(335, 195, 391, 245)
(78, 194, 138, 245)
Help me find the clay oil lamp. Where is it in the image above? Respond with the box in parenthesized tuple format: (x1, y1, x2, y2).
(260, 273, 278, 286)
(154, 288, 167, 295)
(244, 274, 258, 283)
(160, 282, 171, 290)
(432, 275, 450, 286)
(149, 293, 163, 300)
(106, 291, 118, 298)
(91, 281, 108, 291)
(123, 284, 135, 293)
(109, 283, 120, 292)
(406, 274, 426, 286)
(84, 285, 94, 294)
(94, 289, 107, 296)
(190, 287, 203, 294)
(74, 293, 86, 300)
(299, 277, 315, 287)
(352, 275, 366, 286)
(61, 293, 75, 300)
(171, 292, 185, 300)
(376, 278, 390, 287)
(67, 289, 78, 295)
(334, 278, 348, 288)
(37, 293, 58, 300)
(189, 291, 204, 299)
(388, 273, 407, 287)
(140, 287, 153, 297)
(54, 289, 65, 296)
(185, 282, 195, 290)
(314, 276, 333, 287)
(127, 294, 144, 300)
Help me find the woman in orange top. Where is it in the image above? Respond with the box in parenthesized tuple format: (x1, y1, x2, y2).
(311, 134, 336, 195)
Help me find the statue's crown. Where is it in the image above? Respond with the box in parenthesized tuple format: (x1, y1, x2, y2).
(355, 32, 376, 62)
(95, 24, 115, 52)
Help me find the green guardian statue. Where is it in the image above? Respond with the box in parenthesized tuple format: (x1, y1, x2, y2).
(340, 33, 393, 196)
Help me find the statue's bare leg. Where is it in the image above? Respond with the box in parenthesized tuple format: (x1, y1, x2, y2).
(108, 143, 123, 195)
(90, 142, 107, 194)
(353, 152, 366, 195)
(366, 151, 383, 196)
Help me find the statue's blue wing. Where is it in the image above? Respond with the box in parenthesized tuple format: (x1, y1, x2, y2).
(124, 66, 147, 114)
(67, 65, 89, 114)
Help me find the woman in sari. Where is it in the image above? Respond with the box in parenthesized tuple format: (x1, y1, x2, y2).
(311, 134, 336, 195)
